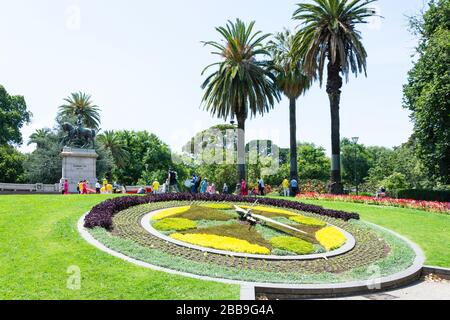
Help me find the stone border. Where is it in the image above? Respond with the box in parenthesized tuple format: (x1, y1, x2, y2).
(423, 266, 450, 280)
(79, 213, 425, 299)
(140, 208, 356, 261)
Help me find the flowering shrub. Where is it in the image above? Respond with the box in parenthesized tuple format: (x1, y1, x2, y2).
(84, 193, 360, 230)
(297, 193, 450, 214)
(315, 227, 347, 251)
(153, 218, 197, 231)
(299, 180, 328, 194)
(151, 206, 191, 221)
(289, 215, 327, 228)
(269, 236, 314, 255)
(170, 233, 271, 255)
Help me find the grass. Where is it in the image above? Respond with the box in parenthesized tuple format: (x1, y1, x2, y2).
(276, 197, 450, 268)
(0, 195, 239, 300)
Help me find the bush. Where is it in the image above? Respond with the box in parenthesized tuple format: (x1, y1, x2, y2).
(269, 236, 314, 255)
(395, 189, 450, 202)
(153, 218, 197, 231)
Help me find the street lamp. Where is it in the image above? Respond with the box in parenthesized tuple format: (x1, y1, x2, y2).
(351, 137, 359, 195)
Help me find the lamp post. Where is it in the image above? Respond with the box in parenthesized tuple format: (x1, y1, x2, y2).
(351, 137, 359, 195)
(144, 163, 149, 186)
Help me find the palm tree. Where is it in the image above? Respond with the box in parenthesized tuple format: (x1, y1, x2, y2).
(269, 30, 313, 182)
(97, 130, 129, 168)
(293, 0, 377, 194)
(28, 128, 52, 149)
(58, 92, 101, 129)
(201, 19, 280, 182)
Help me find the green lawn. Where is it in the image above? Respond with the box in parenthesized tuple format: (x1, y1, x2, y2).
(290, 198, 450, 268)
(1, 195, 449, 300)
(0, 195, 239, 300)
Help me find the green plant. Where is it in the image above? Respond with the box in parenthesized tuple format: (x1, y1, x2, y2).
(153, 218, 197, 232)
(269, 236, 314, 255)
(289, 215, 327, 227)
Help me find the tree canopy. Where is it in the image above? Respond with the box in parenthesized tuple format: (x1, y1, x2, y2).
(0, 85, 32, 146)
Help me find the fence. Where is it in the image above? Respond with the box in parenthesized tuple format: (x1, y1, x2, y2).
(0, 183, 60, 194)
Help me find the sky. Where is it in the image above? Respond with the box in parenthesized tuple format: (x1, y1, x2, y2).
(0, 0, 428, 155)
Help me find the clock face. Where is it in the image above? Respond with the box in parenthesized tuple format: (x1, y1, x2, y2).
(148, 204, 347, 256)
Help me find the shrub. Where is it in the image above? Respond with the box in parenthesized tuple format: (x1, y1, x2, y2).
(269, 236, 314, 255)
(396, 189, 450, 202)
(170, 233, 270, 255)
(151, 206, 191, 221)
(84, 193, 360, 230)
(153, 218, 197, 231)
(315, 227, 347, 251)
(289, 215, 327, 227)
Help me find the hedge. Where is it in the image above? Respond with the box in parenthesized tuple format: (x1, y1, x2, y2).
(84, 193, 360, 230)
(395, 189, 450, 202)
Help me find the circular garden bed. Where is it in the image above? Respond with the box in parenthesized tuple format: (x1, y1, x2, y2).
(82, 194, 418, 285)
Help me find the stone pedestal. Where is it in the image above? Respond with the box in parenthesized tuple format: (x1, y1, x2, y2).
(61, 147, 98, 193)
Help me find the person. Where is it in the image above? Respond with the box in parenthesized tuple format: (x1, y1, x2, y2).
(78, 181, 83, 195)
(137, 186, 146, 195)
(290, 178, 299, 196)
(152, 180, 160, 195)
(82, 180, 88, 195)
(222, 183, 229, 195)
(168, 169, 179, 193)
(190, 174, 198, 194)
(376, 186, 386, 198)
(240, 179, 248, 196)
(200, 178, 208, 194)
(210, 183, 216, 194)
(282, 178, 290, 197)
(63, 179, 69, 195)
(113, 182, 119, 194)
(258, 178, 265, 196)
(95, 181, 101, 194)
(195, 176, 202, 193)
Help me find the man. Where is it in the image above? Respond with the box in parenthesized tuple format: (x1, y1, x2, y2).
(258, 178, 265, 196)
(95, 181, 101, 194)
(290, 178, 299, 197)
(282, 178, 289, 197)
(152, 180, 160, 194)
(168, 169, 179, 193)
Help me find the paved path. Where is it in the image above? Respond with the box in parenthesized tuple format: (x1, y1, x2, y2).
(324, 280, 450, 300)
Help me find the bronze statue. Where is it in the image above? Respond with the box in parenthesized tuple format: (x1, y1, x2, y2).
(62, 114, 97, 148)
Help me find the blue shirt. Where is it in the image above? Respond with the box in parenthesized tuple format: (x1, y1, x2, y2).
(290, 180, 298, 188)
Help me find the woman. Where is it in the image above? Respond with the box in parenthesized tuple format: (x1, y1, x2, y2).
(240, 179, 248, 196)
(82, 180, 88, 195)
(210, 183, 216, 195)
(63, 179, 69, 195)
(222, 183, 229, 195)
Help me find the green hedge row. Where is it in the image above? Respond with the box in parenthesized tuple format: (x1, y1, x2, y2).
(395, 189, 450, 202)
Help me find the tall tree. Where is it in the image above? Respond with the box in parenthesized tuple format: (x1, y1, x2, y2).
(0, 85, 32, 146)
(293, 0, 377, 194)
(97, 130, 129, 168)
(28, 128, 52, 149)
(58, 92, 101, 129)
(269, 30, 313, 182)
(404, 0, 450, 185)
(201, 19, 280, 183)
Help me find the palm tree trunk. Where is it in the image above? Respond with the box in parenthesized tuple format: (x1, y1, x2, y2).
(327, 61, 344, 195)
(289, 97, 298, 181)
(236, 113, 246, 183)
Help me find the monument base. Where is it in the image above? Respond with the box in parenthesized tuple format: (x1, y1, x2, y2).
(61, 147, 98, 193)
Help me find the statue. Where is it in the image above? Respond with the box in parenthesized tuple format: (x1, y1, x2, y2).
(62, 114, 97, 149)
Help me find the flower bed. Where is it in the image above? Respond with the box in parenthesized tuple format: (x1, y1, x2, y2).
(315, 227, 347, 251)
(153, 218, 197, 231)
(269, 236, 315, 255)
(297, 193, 450, 214)
(171, 233, 271, 255)
(84, 193, 360, 230)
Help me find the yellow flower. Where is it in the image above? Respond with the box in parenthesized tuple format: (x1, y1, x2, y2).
(153, 218, 197, 231)
(200, 203, 233, 210)
(171, 233, 270, 255)
(289, 215, 327, 227)
(315, 227, 347, 251)
(151, 206, 191, 221)
(240, 205, 296, 216)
